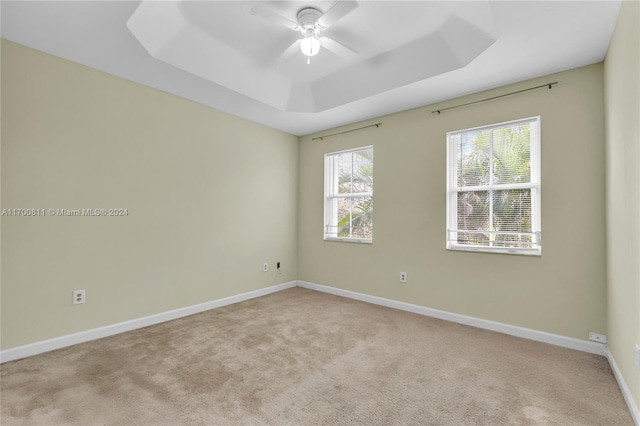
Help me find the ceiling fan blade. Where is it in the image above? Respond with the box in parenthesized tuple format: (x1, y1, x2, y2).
(250, 5, 298, 30)
(321, 37, 358, 60)
(318, 0, 359, 28)
(277, 40, 302, 62)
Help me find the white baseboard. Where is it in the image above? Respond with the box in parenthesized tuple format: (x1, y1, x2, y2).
(3, 278, 634, 423)
(297, 280, 606, 355)
(0, 279, 607, 362)
(0, 281, 297, 364)
(605, 348, 640, 425)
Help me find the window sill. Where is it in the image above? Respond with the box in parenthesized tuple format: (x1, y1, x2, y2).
(447, 244, 541, 256)
(324, 237, 372, 244)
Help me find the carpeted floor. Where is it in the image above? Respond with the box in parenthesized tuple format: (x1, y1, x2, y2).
(0, 287, 633, 425)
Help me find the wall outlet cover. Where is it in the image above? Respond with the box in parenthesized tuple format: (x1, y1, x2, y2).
(72, 289, 85, 305)
(588, 332, 606, 343)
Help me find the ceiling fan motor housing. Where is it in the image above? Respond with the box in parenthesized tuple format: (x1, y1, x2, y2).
(297, 7, 323, 31)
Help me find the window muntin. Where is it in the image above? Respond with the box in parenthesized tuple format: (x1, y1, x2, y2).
(324, 146, 373, 242)
(446, 117, 541, 255)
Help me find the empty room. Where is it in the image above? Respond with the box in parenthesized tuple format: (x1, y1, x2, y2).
(1, 0, 639, 424)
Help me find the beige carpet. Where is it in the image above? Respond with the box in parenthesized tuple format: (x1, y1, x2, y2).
(0, 287, 633, 425)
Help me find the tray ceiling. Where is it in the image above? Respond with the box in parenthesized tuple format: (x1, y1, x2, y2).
(1, 1, 622, 135)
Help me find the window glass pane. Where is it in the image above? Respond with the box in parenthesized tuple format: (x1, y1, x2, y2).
(350, 196, 373, 239)
(338, 152, 353, 194)
(492, 189, 532, 233)
(352, 149, 373, 193)
(492, 123, 531, 185)
(334, 196, 373, 239)
(336, 197, 351, 237)
(456, 191, 490, 245)
(492, 189, 533, 248)
(458, 130, 490, 187)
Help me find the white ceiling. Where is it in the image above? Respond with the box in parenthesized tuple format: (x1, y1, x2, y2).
(1, 1, 622, 136)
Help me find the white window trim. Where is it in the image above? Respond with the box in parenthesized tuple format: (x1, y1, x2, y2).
(446, 117, 541, 256)
(324, 146, 373, 243)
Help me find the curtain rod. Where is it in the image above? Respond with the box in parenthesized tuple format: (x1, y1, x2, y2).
(432, 81, 559, 115)
(312, 123, 382, 141)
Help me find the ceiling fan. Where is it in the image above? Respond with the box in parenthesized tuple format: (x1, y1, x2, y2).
(251, 1, 359, 64)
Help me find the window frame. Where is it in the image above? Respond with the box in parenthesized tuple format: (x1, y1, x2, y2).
(324, 145, 374, 243)
(446, 117, 542, 256)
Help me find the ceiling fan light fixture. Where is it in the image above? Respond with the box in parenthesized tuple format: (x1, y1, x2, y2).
(300, 34, 321, 57)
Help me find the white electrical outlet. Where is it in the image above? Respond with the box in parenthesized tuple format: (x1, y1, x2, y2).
(400, 272, 407, 282)
(588, 332, 607, 343)
(263, 262, 268, 272)
(635, 344, 640, 371)
(72, 289, 85, 305)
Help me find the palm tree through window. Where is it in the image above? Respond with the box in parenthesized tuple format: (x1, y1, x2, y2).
(446, 117, 541, 255)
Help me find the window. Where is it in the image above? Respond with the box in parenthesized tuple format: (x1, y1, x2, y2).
(324, 146, 373, 242)
(446, 117, 541, 255)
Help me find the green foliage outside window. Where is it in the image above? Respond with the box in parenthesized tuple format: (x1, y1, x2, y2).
(456, 123, 535, 249)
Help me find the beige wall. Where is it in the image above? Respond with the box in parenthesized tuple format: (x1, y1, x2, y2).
(605, 0, 640, 410)
(0, 20, 630, 380)
(299, 64, 607, 341)
(0, 40, 299, 350)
